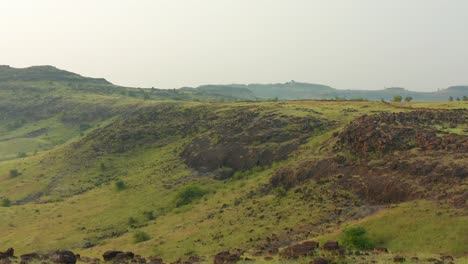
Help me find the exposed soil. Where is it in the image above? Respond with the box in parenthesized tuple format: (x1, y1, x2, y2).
(271, 109, 468, 206)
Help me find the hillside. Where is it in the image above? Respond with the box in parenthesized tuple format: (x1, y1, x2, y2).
(186, 82, 468, 102)
(0, 67, 467, 264)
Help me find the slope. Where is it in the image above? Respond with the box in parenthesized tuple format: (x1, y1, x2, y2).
(0, 100, 466, 263)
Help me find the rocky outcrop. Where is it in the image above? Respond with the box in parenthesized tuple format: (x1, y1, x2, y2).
(280, 241, 319, 259)
(213, 250, 242, 264)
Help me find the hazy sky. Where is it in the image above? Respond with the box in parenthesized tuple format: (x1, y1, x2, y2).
(0, 0, 467, 91)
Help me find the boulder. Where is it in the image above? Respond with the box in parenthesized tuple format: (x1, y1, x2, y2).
(322, 241, 339, 251)
(0, 249, 13, 258)
(441, 255, 454, 261)
(213, 250, 241, 264)
(48, 250, 77, 264)
(103, 251, 124, 261)
(20, 252, 44, 262)
(393, 255, 405, 263)
(280, 241, 319, 258)
(147, 256, 164, 264)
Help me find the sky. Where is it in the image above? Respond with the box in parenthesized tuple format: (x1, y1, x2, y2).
(0, 0, 467, 91)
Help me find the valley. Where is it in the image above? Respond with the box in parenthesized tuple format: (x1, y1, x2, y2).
(0, 66, 467, 264)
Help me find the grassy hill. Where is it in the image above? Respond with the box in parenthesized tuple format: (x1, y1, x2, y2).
(0, 67, 467, 264)
(186, 82, 468, 102)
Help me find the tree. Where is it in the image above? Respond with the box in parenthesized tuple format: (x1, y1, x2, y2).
(392, 95, 402, 102)
(404, 96, 413, 102)
(463, 96, 468, 101)
(456, 97, 461, 101)
(449, 96, 454, 101)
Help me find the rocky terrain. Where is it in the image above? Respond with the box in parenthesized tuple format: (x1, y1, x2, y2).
(0, 67, 466, 264)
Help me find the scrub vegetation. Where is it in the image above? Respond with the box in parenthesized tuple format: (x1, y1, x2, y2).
(0, 66, 466, 263)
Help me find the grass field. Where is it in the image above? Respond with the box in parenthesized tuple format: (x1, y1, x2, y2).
(0, 94, 467, 263)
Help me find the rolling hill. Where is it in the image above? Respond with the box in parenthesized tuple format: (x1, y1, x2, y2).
(185, 82, 468, 102)
(0, 66, 466, 264)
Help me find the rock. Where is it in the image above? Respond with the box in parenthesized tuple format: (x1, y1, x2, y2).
(20, 252, 44, 262)
(48, 250, 77, 264)
(393, 255, 405, 262)
(426, 258, 443, 264)
(147, 256, 164, 264)
(114, 252, 135, 261)
(280, 241, 319, 258)
(213, 250, 241, 264)
(310, 257, 328, 264)
(79, 256, 101, 263)
(440, 255, 454, 261)
(0, 249, 14, 258)
(374, 247, 388, 253)
(133, 255, 147, 264)
(103, 251, 124, 261)
(322, 241, 339, 251)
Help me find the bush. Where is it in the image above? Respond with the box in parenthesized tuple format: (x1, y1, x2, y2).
(143, 211, 156, 221)
(133, 230, 150, 243)
(127, 217, 137, 227)
(1, 198, 12, 207)
(114, 180, 127, 191)
(17, 152, 27, 158)
(175, 185, 207, 207)
(341, 226, 374, 250)
(9, 169, 20, 178)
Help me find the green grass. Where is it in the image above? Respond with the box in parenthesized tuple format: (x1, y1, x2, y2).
(0, 99, 466, 262)
(315, 200, 468, 256)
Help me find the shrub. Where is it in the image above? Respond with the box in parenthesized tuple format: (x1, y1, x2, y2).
(17, 152, 27, 158)
(175, 185, 207, 207)
(127, 217, 137, 227)
(1, 198, 12, 207)
(114, 180, 127, 191)
(274, 186, 287, 198)
(133, 230, 150, 243)
(341, 226, 374, 250)
(143, 211, 156, 221)
(9, 169, 20, 178)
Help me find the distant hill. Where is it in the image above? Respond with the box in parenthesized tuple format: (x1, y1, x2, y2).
(0, 65, 110, 84)
(186, 82, 468, 102)
(1, 65, 466, 102)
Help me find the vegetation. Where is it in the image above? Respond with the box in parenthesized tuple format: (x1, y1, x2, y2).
(0, 66, 466, 262)
(340, 226, 374, 250)
(114, 180, 127, 191)
(133, 230, 151, 243)
(9, 169, 20, 178)
(175, 185, 208, 207)
(1, 198, 11, 207)
(392, 95, 402, 102)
